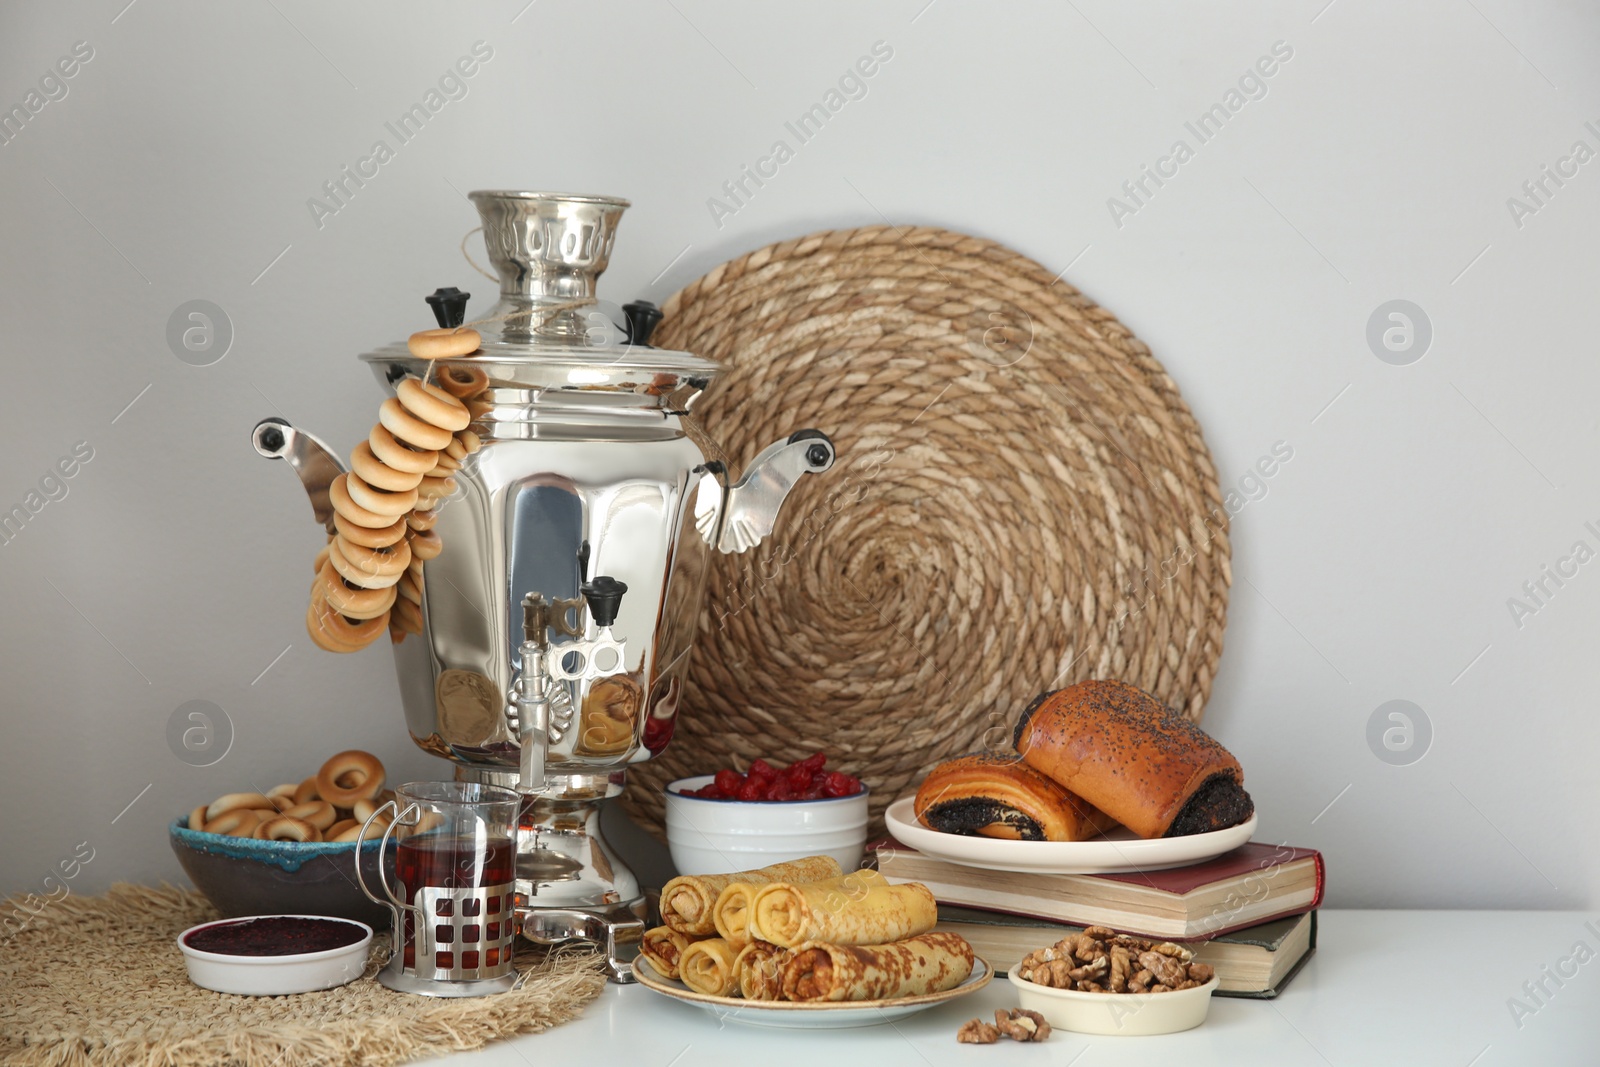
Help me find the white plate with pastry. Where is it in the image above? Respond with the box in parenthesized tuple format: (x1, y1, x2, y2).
(884, 797, 1257, 875)
(630, 955, 992, 1029)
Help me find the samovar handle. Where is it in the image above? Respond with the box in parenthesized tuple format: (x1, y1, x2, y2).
(250, 418, 347, 535)
(701, 430, 836, 554)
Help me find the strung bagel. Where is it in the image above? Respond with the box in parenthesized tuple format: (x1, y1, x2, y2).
(257, 816, 318, 842)
(306, 600, 363, 653)
(282, 800, 337, 831)
(206, 792, 274, 822)
(392, 595, 424, 635)
(350, 439, 426, 492)
(408, 529, 443, 561)
(396, 571, 422, 606)
(368, 424, 439, 475)
(416, 474, 457, 500)
(457, 430, 482, 454)
(312, 541, 332, 575)
(293, 777, 320, 805)
(329, 474, 395, 530)
(319, 561, 397, 618)
(406, 509, 437, 532)
(344, 471, 419, 517)
(438, 365, 489, 398)
(379, 396, 453, 451)
(307, 584, 390, 651)
(316, 750, 386, 806)
(327, 539, 404, 591)
(334, 512, 407, 549)
(443, 437, 468, 463)
(430, 451, 462, 474)
(397, 377, 471, 432)
(334, 535, 412, 581)
(407, 326, 481, 359)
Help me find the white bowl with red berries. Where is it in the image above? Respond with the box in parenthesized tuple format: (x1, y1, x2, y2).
(664, 755, 869, 876)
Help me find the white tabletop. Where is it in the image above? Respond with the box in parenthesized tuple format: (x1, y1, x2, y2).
(419, 911, 1599, 1067)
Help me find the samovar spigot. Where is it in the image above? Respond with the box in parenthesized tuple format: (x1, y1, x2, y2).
(514, 577, 628, 793)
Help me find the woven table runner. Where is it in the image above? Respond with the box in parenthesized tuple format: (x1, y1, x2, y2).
(0, 884, 605, 1067)
(625, 225, 1230, 837)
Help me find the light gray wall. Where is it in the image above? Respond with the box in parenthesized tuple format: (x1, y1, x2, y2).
(1, 1, 1595, 911)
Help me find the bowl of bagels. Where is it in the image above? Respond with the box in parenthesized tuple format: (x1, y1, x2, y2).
(169, 749, 395, 926)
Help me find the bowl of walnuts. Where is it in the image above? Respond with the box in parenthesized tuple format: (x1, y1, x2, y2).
(1007, 926, 1219, 1036)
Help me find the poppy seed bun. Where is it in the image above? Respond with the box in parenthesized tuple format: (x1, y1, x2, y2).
(1013, 679, 1253, 839)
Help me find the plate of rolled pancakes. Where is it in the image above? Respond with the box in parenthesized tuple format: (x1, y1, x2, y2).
(886, 679, 1258, 875)
(635, 855, 990, 1029)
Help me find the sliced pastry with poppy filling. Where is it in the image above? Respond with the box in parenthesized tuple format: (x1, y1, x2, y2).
(913, 753, 1119, 842)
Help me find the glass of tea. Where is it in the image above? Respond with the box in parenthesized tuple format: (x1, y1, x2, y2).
(356, 780, 522, 996)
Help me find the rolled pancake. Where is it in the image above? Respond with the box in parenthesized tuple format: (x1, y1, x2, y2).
(678, 937, 739, 997)
(781, 932, 975, 1002)
(751, 870, 936, 949)
(660, 855, 842, 935)
(712, 882, 759, 950)
(733, 940, 791, 1000)
(640, 925, 705, 981)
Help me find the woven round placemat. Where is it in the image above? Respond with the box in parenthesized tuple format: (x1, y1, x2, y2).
(0, 884, 605, 1067)
(620, 225, 1231, 839)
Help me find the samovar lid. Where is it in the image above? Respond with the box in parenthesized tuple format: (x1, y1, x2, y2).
(359, 191, 719, 398)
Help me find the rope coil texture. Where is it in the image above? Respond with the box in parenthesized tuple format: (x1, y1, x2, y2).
(618, 225, 1231, 838)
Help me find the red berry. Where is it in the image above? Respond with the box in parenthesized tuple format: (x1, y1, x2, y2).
(690, 784, 720, 798)
(785, 765, 812, 790)
(798, 752, 827, 774)
(800, 784, 825, 800)
(747, 759, 776, 781)
(768, 778, 794, 801)
(737, 778, 765, 801)
(822, 771, 857, 797)
(714, 769, 743, 796)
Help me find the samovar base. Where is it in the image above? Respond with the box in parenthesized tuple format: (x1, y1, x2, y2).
(519, 899, 648, 983)
(456, 766, 647, 983)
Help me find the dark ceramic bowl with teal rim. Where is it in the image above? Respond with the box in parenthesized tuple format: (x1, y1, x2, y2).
(169, 816, 392, 927)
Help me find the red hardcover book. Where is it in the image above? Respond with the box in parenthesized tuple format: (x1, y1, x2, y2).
(875, 841, 1325, 941)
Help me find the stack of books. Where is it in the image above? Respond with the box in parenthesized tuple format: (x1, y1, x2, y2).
(878, 841, 1325, 998)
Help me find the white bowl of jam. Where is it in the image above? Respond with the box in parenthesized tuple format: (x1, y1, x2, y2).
(178, 914, 373, 995)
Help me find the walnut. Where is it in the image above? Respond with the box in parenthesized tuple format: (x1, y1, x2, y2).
(1022, 934, 1212, 998)
(1067, 956, 1108, 983)
(957, 1018, 999, 1044)
(994, 1008, 1051, 1042)
(1109, 945, 1132, 993)
(1069, 933, 1104, 961)
(1138, 950, 1188, 987)
(1044, 958, 1074, 987)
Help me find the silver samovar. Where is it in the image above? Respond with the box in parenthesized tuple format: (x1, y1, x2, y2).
(253, 191, 835, 980)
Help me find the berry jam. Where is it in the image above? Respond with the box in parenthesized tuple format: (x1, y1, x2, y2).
(184, 916, 366, 956)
